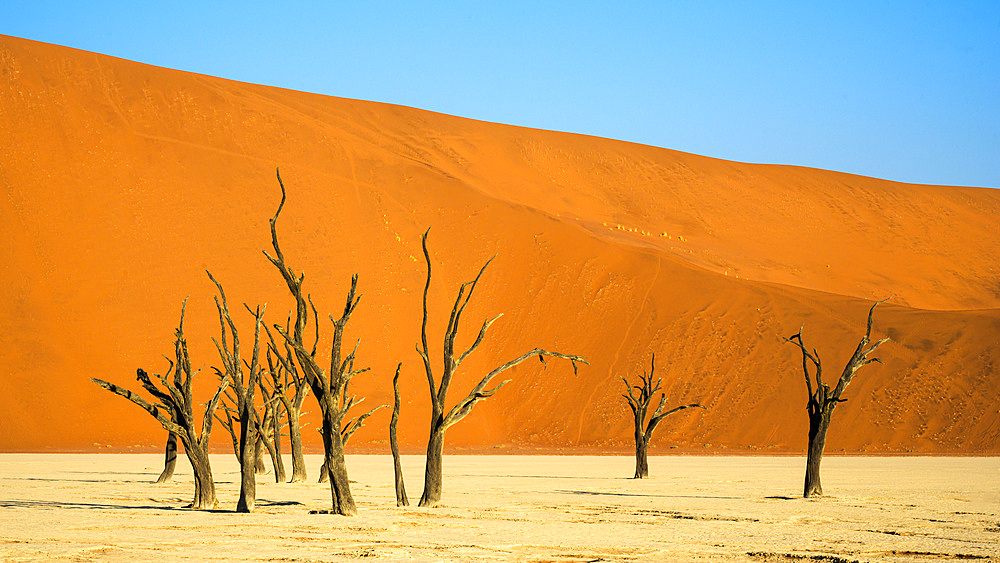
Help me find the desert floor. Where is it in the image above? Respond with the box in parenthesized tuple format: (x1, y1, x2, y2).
(0, 454, 997, 562)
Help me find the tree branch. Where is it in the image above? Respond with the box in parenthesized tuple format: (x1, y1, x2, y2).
(443, 348, 587, 428)
(92, 377, 184, 435)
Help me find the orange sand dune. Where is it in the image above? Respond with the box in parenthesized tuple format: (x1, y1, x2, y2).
(1, 35, 998, 454)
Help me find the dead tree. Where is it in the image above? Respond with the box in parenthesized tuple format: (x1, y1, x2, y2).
(264, 170, 373, 516)
(218, 363, 286, 487)
(221, 375, 285, 484)
(317, 395, 387, 483)
(255, 375, 288, 483)
(208, 272, 266, 513)
(622, 353, 706, 479)
(390, 363, 408, 506)
(265, 340, 310, 482)
(154, 434, 178, 484)
(92, 300, 227, 509)
(785, 299, 891, 498)
(416, 229, 588, 507)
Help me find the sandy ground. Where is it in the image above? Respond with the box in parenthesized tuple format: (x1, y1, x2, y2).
(0, 454, 996, 562)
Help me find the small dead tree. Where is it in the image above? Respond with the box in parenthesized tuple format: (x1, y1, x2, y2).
(390, 363, 408, 506)
(416, 229, 588, 507)
(92, 300, 227, 509)
(622, 353, 706, 479)
(255, 376, 288, 483)
(207, 272, 266, 513)
(265, 340, 310, 482)
(265, 170, 373, 516)
(785, 299, 891, 498)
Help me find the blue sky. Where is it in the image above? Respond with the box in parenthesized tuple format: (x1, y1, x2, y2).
(3, 1, 998, 188)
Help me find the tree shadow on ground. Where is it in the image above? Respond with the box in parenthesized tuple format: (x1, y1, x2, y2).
(453, 473, 628, 480)
(0, 499, 302, 511)
(0, 500, 188, 511)
(6, 477, 151, 484)
(557, 489, 739, 500)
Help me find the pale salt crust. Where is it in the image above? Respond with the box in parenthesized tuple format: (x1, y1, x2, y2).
(0, 454, 997, 561)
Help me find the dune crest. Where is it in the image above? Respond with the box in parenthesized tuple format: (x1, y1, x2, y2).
(1, 35, 997, 454)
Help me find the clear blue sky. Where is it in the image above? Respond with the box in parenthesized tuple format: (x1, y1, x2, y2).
(3, 1, 998, 188)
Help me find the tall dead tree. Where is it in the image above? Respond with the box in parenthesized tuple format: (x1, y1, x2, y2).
(92, 300, 227, 509)
(155, 434, 178, 484)
(622, 353, 706, 479)
(265, 170, 372, 516)
(390, 363, 408, 506)
(785, 299, 890, 498)
(208, 273, 266, 513)
(416, 229, 588, 507)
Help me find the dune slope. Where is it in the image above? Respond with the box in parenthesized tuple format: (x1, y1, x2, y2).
(1, 35, 998, 453)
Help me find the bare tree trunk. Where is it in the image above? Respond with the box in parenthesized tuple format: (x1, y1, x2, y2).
(155, 432, 178, 484)
(268, 408, 287, 483)
(314, 405, 356, 515)
(804, 411, 832, 498)
(419, 427, 445, 507)
(287, 406, 307, 482)
(185, 433, 217, 510)
(633, 434, 649, 479)
(253, 405, 286, 484)
(236, 405, 257, 512)
(390, 364, 408, 506)
(254, 436, 267, 474)
(318, 455, 329, 483)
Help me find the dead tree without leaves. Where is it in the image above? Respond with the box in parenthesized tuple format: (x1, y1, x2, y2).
(390, 363, 408, 506)
(622, 353, 706, 479)
(255, 372, 289, 483)
(207, 272, 266, 512)
(154, 434, 178, 484)
(316, 392, 388, 484)
(415, 229, 588, 507)
(264, 338, 310, 482)
(785, 298, 891, 498)
(264, 169, 376, 516)
(219, 353, 289, 485)
(92, 299, 228, 509)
